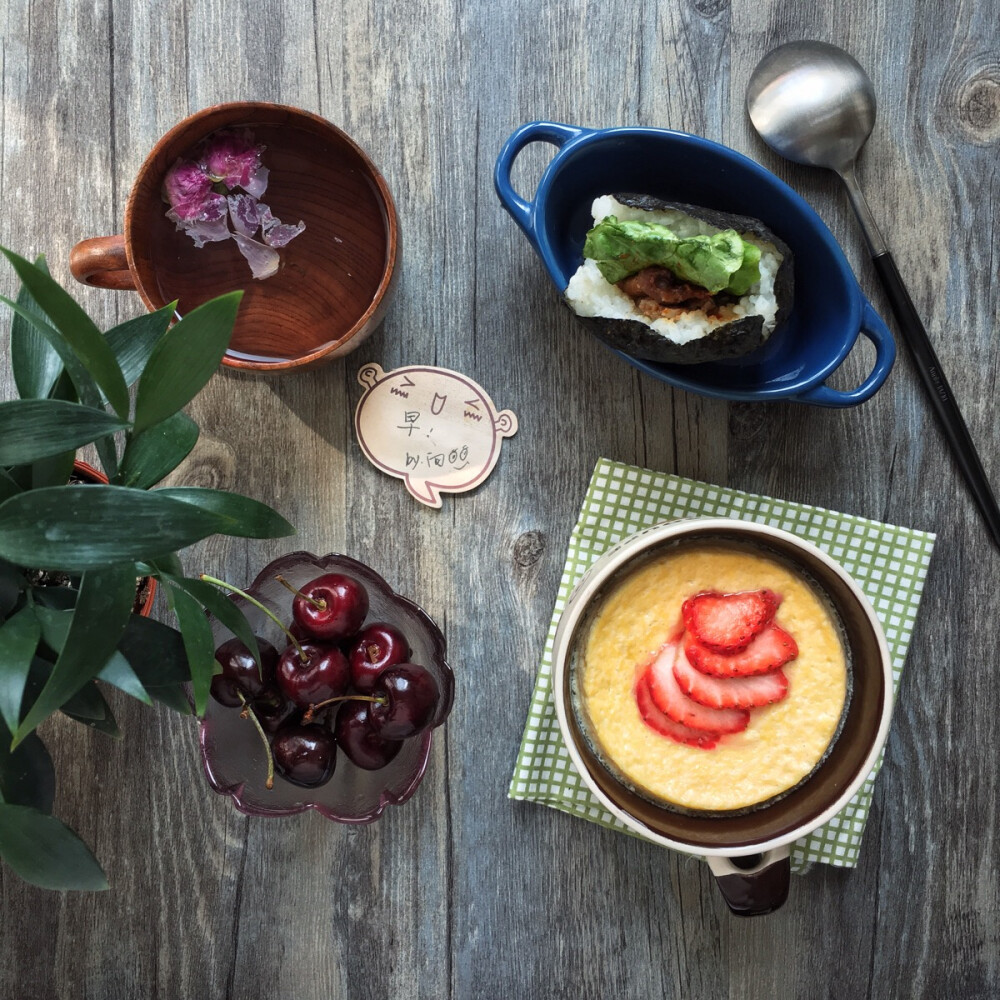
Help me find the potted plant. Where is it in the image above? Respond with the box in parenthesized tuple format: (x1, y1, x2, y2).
(0, 248, 294, 891)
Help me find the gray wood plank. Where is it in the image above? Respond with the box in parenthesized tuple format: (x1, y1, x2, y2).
(2, 0, 999, 996)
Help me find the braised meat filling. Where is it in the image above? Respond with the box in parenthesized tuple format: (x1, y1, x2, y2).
(618, 266, 737, 321)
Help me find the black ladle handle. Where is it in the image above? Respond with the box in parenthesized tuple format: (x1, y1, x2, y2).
(871, 250, 1000, 548)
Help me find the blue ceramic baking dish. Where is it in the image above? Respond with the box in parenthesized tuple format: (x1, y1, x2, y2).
(495, 121, 895, 407)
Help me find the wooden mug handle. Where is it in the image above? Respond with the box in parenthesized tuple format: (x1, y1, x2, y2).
(69, 235, 135, 290)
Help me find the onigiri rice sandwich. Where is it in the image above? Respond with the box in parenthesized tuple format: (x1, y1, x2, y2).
(565, 194, 793, 364)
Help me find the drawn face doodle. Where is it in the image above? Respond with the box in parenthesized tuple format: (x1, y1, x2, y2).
(355, 364, 518, 508)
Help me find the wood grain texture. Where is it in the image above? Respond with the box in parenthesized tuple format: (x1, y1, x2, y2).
(2, 0, 999, 997)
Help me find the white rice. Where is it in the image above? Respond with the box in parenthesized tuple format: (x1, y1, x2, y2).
(565, 195, 783, 346)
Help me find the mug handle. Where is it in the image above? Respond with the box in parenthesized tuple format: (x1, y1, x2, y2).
(493, 121, 588, 252)
(793, 300, 896, 407)
(706, 847, 791, 916)
(69, 235, 136, 290)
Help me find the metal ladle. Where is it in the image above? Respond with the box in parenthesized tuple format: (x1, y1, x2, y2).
(747, 40, 1000, 547)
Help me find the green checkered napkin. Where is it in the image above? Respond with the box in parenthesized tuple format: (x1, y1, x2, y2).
(509, 458, 935, 873)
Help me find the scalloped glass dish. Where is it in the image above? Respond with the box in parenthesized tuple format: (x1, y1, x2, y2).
(199, 551, 453, 822)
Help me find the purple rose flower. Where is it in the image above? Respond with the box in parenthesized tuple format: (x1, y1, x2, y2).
(164, 128, 306, 279)
(202, 129, 266, 191)
(162, 159, 214, 221)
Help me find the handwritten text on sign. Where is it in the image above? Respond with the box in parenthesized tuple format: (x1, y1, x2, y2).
(354, 364, 518, 508)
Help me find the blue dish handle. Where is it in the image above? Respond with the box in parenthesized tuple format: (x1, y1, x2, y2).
(793, 300, 897, 407)
(494, 121, 588, 251)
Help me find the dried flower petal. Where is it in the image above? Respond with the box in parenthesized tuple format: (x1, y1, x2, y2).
(227, 193, 262, 238)
(166, 191, 231, 247)
(163, 159, 214, 221)
(262, 220, 306, 248)
(242, 165, 270, 199)
(232, 232, 281, 280)
(202, 129, 265, 190)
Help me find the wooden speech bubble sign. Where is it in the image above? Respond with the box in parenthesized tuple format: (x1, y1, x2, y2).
(355, 363, 518, 508)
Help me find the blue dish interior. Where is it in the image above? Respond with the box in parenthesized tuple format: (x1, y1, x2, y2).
(532, 130, 862, 399)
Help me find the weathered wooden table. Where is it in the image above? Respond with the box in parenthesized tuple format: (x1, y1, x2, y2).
(2, 1, 998, 997)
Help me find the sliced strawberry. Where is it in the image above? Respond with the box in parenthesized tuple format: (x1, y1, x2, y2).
(681, 589, 780, 654)
(684, 623, 799, 678)
(673, 640, 788, 709)
(647, 643, 750, 734)
(634, 668, 720, 749)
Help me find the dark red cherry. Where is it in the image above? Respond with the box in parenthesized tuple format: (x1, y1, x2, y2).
(369, 664, 440, 740)
(334, 701, 404, 770)
(348, 623, 411, 693)
(272, 724, 337, 787)
(250, 687, 297, 734)
(289, 620, 312, 642)
(210, 636, 278, 706)
(276, 641, 350, 708)
(288, 573, 369, 641)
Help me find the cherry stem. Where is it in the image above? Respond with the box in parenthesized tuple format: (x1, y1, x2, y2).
(199, 574, 307, 662)
(275, 575, 327, 611)
(302, 693, 386, 724)
(236, 691, 275, 791)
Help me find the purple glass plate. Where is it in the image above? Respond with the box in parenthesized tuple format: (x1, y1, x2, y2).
(199, 551, 453, 822)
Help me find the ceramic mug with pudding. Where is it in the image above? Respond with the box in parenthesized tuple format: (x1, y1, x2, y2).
(551, 518, 894, 916)
(70, 102, 399, 372)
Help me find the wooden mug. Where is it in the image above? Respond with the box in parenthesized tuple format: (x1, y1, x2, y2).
(70, 102, 399, 372)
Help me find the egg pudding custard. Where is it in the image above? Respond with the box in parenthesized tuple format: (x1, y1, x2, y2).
(575, 542, 849, 813)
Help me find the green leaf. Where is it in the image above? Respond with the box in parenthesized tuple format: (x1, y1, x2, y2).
(0, 298, 119, 478)
(47, 369, 78, 403)
(32, 605, 72, 652)
(0, 723, 54, 812)
(166, 586, 215, 716)
(0, 803, 108, 890)
(1, 247, 129, 419)
(97, 651, 152, 706)
(0, 606, 41, 734)
(0, 471, 23, 505)
(118, 411, 199, 489)
(10, 255, 63, 401)
(113, 615, 192, 714)
(132, 292, 241, 433)
(58, 682, 108, 721)
(155, 487, 295, 539)
(0, 558, 24, 617)
(161, 574, 261, 667)
(0, 485, 230, 572)
(138, 553, 184, 579)
(30, 584, 76, 611)
(30, 449, 76, 490)
(23, 619, 131, 733)
(14, 564, 136, 744)
(0, 399, 128, 466)
(33, 603, 153, 706)
(104, 305, 174, 389)
(143, 684, 191, 715)
(116, 614, 190, 686)
(60, 684, 122, 737)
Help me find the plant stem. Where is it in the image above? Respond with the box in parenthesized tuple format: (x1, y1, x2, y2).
(199, 573, 306, 661)
(302, 692, 385, 724)
(275, 574, 327, 610)
(237, 692, 275, 790)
